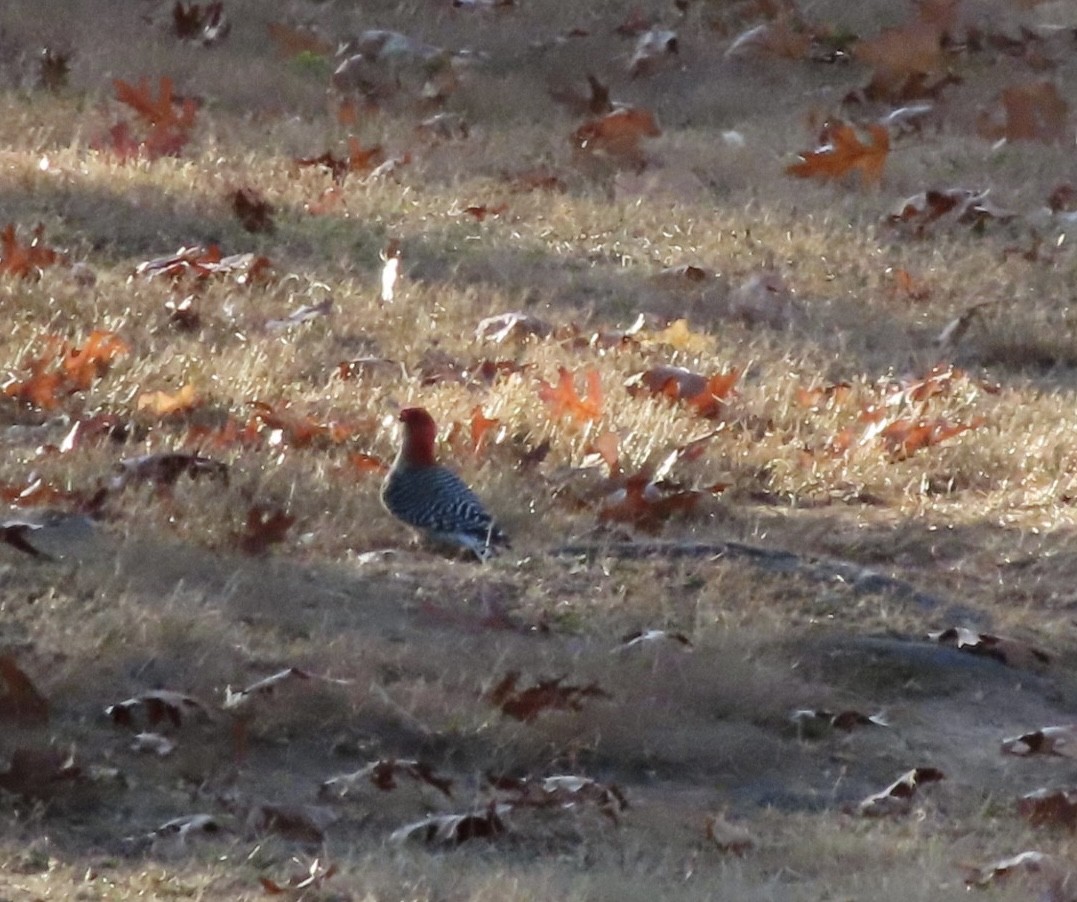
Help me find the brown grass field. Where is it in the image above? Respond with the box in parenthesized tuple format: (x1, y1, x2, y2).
(1, 0, 1077, 898)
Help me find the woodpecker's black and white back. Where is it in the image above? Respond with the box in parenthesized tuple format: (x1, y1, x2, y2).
(381, 407, 509, 561)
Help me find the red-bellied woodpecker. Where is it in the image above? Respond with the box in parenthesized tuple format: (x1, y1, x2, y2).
(381, 407, 509, 561)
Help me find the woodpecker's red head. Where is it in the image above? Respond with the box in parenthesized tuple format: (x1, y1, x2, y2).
(398, 407, 438, 467)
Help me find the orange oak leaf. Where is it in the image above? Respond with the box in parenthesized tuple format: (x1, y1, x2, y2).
(136, 384, 201, 418)
(598, 471, 701, 532)
(237, 505, 295, 555)
(787, 121, 889, 186)
(878, 415, 986, 458)
(977, 80, 1070, 144)
(538, 367, 603, 424)
(572, 107, 661, 164)
(0, 224, 62, 279)
(585, 430, 622, 477)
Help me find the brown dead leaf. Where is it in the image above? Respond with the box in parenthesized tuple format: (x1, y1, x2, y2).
(223, 667, 349, 710)
(172, 2, 229, 44)
(964, 851, 1051, 888)
(791, 708, 888, 738)
(230, 187, 275, 233)
(0, 746, 80, 798)
(476, 312, 552, 344)
(1002, 725, 1077, 758)
(105, 690, 211, 729)
(0, 522, 51, 560)
(705, 812, 756, 855)
(0, 657, 49, 725)
(584, 430, 622, 477)
(855, 20, 944, 100)
(260, 859, 338, 895)
(390, 803, 509, 845)
(599, 472, 702, 532)
(977, 80, 1070, 144)
(930, 626, 1049, 669)
(247, 802, 338, 844)
(487, 671, 609, 722)
(320, 759, 453, 800)
(1018, 788, 1077, 830)
(265, 298, 333, 332)
(112, 452, 228, 491)
(237, 505, 295, 555)
(887, 188, 1016, 237)
(855, 767, 944, 816)
(488, 774, 628, 822)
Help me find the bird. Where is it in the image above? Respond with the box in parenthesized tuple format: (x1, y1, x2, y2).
(381, 407, 509, 561)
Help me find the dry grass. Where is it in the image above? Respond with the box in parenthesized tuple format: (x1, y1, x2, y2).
(2, 0, 1077, 898)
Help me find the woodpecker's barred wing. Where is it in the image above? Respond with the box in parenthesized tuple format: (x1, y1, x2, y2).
(382, 465, 508, 547)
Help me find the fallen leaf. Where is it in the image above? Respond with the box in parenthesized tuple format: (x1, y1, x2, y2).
(930, 626, 1049, 669)
(887, 188, 1016, 236)
(223, 666, 331, 710)
(260, 859, 337, 895)
(977, 80, 1070, 144)
(0, 522, 51, 560)
(725, 20, 812, 60)
(599, 472, 702, 532)
(105, 690, 212, 729)
(705, 812, 756, 855)
(584, 430, 622, 477)
(230, 187, 275, 233)
(0, 657, 49, 725)
(629, 28, 678, 77)
(855, 767, 944, 816)
(538, 367, 603, 424)
(787, 120, 890, 186)
(111, 452, 228, 491)
(625, 365, 739, 419)
(476, 312, 552, 344)
(136, 383, 202, 418)
(617, 629, 693, 651)
(131, 733, 177, 756)
(0, 747, 80, 798)
(237, 505, 295, 555)
(647, 318, 711, 353)
(1002, 725, 1077, 758)
(0, 223, 63, 279)
(172, 2, 229, 44)
(246, 802, 338, 844)
(790, 708, 888, 738)
(146, 813, 226, 848)
(488, 773, 628, 822)
(265, 298, 333, 332)
(964, 850, 1050, 888)
(855, 20, 944, 100)
(572, 106, 661, 166)
(320, 759, 453, 799)
(487, 671, 609, 722)
(390, 803, 509, 845)
(1017, 788, 1077, 830)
